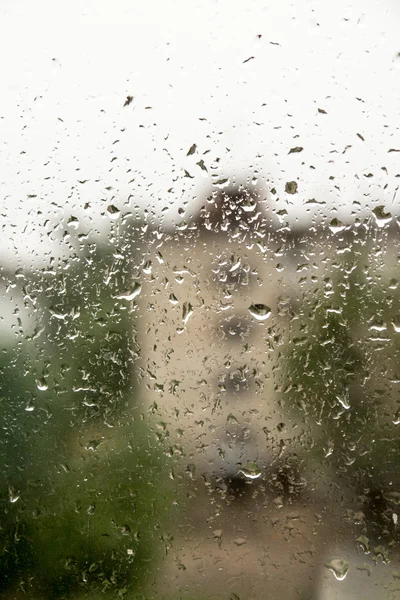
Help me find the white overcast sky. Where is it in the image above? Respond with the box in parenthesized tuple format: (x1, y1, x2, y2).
(1, 0, 400, 268)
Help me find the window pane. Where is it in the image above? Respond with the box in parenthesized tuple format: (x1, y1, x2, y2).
(1, 1, 400, 598)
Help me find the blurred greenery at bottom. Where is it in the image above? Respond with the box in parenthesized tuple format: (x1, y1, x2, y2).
(0, 232, 175, 599)
(0, 352, 174, 600)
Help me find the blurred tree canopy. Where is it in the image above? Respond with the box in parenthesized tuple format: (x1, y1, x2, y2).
(0, 216, 174, 599)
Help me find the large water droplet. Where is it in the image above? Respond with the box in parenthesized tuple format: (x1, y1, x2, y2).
(325, 558, 349, 581)
(248, 304, 271, 321)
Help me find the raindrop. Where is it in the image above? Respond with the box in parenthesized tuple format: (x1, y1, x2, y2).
(285, 181, 298, 194)
(143, 260, 152, 274)
(325, 558, 349, 581)
(182, 302, 193, 324)
(233, 538, 247, 546)
(248, 304, 271, 321)
(392, 317, 400, 333)
(9, 488, 20, 503)
(229, 258, 241, 273)
(227, 413, 239, 425)
(67, 215, 79, 229)
(329, 218, 346, 234)
(213, 178, 230, 189)
(336, 390, 350, 410)
(115, 282, 142, 301)
(372, 205, 392, 228)
(288, 146, 303, 154)
(356, 535, 370, 554)
(107, 205, 121, 220)
(196, 159, 208, 173)
(368, 318, 387, 332)
(36, 378, 48, 391)
(238, 461, 262, 480)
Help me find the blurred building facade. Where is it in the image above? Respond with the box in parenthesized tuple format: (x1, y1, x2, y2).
(136, 185, 400, 598)
(137, 185, 312, 480)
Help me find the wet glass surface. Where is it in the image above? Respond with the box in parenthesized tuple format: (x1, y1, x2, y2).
(1, 1, 400, 598)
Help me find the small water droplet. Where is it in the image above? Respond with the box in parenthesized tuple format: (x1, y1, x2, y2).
(107, 205, 120, 220)
(9, 488, 20, 503)
(356, 535, 370, 554)
(238, 461, 262, 480)
(115, 282, 141, 301)
(372, 205, 392, 228)
(368, 318, 387, 332)
(392, 317, 400, 333)
(213, 177, 230, 189)
(182, 302, 193, 324)
(227, 413, 239, 425)
(213, 529, 223, 539)
(336, 390, 350, 410)
(285, 181, 298, 194)
(325, 558, 349, 581)
(233, 537, 247, 546)
(36, 378, 48, 391)
(67, 215, 79, 229)
(324, 440, 334, 457)
(329, 218, 346, 234)
(229, 258, 242, 273)
(248, 304, 271, 321)
(143, 260, 152, 274)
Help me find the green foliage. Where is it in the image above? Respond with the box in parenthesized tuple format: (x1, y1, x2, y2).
(283, 234, 400, 489)
(0, 221, 174, 598)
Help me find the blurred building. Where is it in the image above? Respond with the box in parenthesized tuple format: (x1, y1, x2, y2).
(136, 186, 400, 599)
(137, 184, 316, 481)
